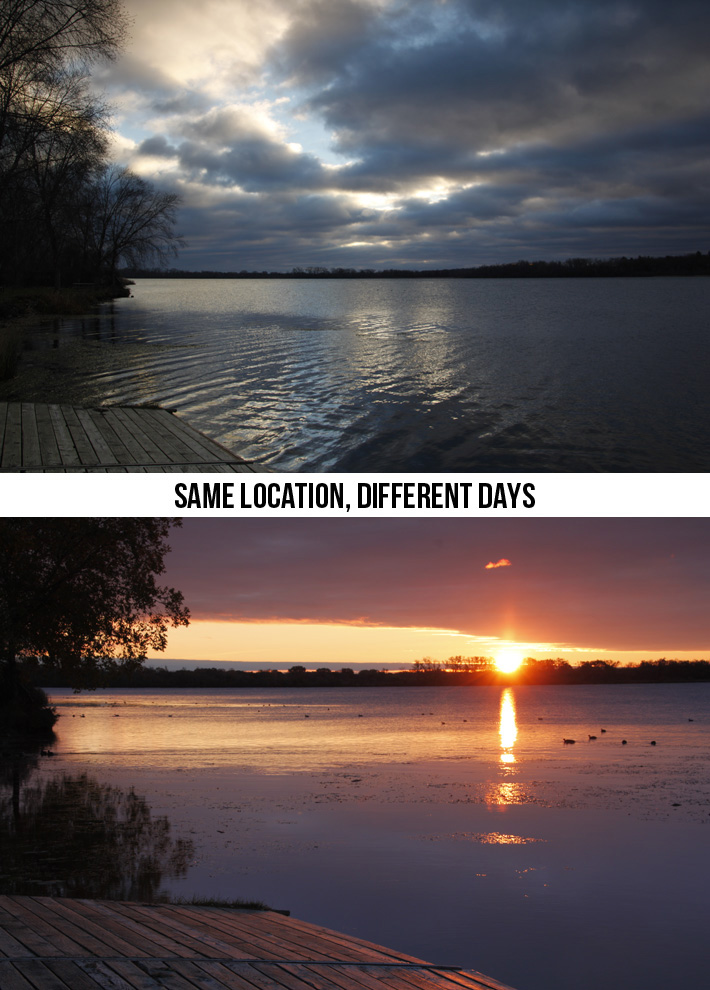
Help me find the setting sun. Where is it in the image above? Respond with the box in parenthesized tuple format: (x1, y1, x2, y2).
(494, 650, 524, 674)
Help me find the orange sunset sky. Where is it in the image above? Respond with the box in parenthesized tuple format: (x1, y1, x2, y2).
(148, 519, 710, 669)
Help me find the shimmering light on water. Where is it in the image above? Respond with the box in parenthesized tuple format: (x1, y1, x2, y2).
(499, 687, 518, 763)
(4, 683, 709, 990)
(4, 277, 710, 470)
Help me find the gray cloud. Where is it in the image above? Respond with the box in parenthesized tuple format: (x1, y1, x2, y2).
(111, 0, 710, 268)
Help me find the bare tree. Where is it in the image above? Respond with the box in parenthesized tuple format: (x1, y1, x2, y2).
(0, 0, 126, 283)
(23, 74, 108, 283)
(79, 165, 184, 281)
(0, 0, 127, 75)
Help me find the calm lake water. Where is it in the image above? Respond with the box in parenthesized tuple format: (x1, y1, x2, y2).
(3, 684, 709, 990)
(5, 277, 710, 470)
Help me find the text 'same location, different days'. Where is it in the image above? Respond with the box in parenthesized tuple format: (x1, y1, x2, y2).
(174, 481, 537, 511)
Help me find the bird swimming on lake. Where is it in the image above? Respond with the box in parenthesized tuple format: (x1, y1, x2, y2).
(563, 738, 576, 744)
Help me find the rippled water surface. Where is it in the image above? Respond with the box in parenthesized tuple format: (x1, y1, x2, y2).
(5, 277, 710, 470)
(5, 684, 709, 990)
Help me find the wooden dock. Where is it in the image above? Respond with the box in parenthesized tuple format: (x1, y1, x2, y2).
(0, 403, 263, 472)
(0, 896, 516, 990)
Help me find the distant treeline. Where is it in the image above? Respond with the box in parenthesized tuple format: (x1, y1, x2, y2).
(124, 251, 710, 281)
(26, 657, 710, 690)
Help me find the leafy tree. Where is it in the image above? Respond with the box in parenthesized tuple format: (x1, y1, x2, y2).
(0, 519, 189, 730)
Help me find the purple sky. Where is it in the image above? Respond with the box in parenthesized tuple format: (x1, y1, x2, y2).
(162, 519, 710, 653)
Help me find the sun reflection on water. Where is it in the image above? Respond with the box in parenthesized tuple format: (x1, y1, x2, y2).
(499, 688, 517, 765)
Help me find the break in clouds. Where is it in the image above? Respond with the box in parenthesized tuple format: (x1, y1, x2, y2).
(101, 0, 710, 269)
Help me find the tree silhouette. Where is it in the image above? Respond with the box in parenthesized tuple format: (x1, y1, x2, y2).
(0, 518, 189, 732)
(0, 1, 182, 287)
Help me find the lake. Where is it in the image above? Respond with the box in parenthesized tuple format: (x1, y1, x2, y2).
(3, 683, 709, 990)
(4, 277, 710, 471)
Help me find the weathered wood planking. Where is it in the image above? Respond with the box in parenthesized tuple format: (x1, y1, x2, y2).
(0, 402, 264, 472)
(0, 897, 517, 990)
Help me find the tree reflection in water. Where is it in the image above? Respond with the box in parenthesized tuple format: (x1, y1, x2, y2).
(0, 751, 194, 899)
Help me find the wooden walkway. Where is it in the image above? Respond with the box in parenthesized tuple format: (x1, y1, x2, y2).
(0, 896, 516, 990)
(0, 403, 263, 472)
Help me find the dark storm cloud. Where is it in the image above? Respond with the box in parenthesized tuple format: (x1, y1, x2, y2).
(164, 520, 710, 651)
(116, 0, 710, 267)
(138, 135, 177, 157)
(270, 0, 380, 85)
(174, 191, 374, 271)
(175, 138, 326, 191)
(263, 0, 710, 252)
(135, 105, 332, 192)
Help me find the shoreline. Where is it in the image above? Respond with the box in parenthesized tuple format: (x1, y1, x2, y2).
(30, 663, 710, 690)
(0, 282, 132, 385)
(0, 281, 130, 322)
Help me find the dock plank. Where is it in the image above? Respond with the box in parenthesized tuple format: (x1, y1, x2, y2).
(20, 403, 41, 465)
(3, 897, 92, 958)
(12, 958, 72, 990)
(33, 900, 152, 959)
(0, 960, 37, 990)
(187, 961, 265, 990)
(59, 404, 101, 465)
(0, 403, 261, 472)
(34, 403, 63, 466)
(132, 959, 200, 990)
(152, 906, 359, 962)
(105, 903, 249, 961)
(0, 898, 517, 990)
(46, 958, 112, 990)
(1, 401, 22, 467)
(47, 404, 82, 466)
(68, 900, 185, 959)
(78, 959, 151, 990)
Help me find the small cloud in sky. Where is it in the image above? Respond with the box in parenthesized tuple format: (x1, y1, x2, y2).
(485, 558, 511, 570)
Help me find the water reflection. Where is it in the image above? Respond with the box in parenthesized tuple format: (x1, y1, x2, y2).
(499, 688, 518, 765)
(0, 748, 194, 899)
(4, 278, 710, 470)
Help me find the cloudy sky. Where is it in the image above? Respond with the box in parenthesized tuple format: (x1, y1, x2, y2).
(150, 518, 710, 667)
(97, 0, 710, 271)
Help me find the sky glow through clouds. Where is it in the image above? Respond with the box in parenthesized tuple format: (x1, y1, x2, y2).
(98, 0, 710, 270)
